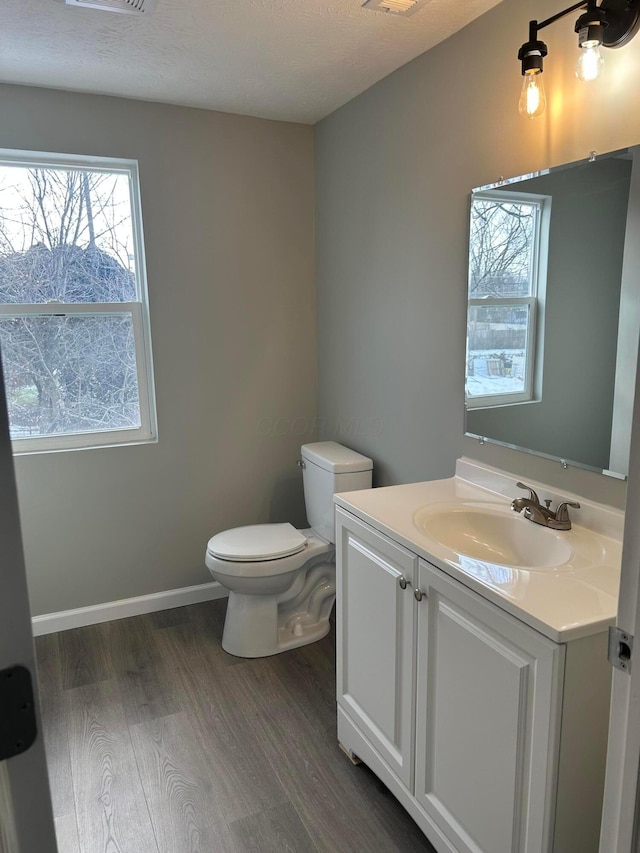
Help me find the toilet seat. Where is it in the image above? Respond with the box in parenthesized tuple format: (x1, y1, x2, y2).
(207, 523, 308, 562)
(206, 530, 332, 580)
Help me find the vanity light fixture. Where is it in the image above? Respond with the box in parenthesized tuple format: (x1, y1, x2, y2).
(518, 0, 640, 118)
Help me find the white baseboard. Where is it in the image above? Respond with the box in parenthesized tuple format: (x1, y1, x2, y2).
(31, 581, 228, 636)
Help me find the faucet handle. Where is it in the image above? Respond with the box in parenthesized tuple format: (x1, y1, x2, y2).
(515, 481, 541, 505)
(555, 501, 580, 522)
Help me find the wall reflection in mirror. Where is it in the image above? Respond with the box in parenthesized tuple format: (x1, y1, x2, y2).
(465, 147, 640, 478)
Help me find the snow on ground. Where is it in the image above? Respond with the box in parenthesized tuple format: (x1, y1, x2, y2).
(466, 350, 526, 398)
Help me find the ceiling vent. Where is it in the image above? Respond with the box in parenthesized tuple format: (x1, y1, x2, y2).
(362, 0, 430, 16)
(62, 0, 156, 15)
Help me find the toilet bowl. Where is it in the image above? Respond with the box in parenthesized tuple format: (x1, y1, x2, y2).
(205, 442, 373, 658)
(206, 525, 334, 657)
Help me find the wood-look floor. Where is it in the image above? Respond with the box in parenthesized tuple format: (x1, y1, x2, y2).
(34, 599, 436, 853)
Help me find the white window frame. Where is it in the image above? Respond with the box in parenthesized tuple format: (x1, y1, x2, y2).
(0, 149, 157, 454)
(466, 189, 550, 410)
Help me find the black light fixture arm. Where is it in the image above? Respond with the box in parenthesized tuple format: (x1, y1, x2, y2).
(519, 1, 590, 75)
(535, 0, 590, 35)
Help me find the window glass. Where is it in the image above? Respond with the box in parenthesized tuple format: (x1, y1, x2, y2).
(0, 167, 136, 303)
(466, 304, 531, 400)
(0, 155, 155, 452)
(468, 198, 537, 298)
(0, 314, 141, 439)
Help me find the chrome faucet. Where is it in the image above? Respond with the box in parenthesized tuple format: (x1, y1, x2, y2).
(511, 482, 580, 531)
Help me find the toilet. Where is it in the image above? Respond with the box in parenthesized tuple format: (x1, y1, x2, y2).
(205, 441, 373, 657)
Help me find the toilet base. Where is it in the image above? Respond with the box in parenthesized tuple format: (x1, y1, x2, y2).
(222, 608, 331, 658)
(221, 560, 335, 658)
(277, 619, 331, 654)
(221, 591, 333, 658)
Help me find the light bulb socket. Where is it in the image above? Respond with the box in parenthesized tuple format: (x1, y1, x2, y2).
(518, 39, 548, 75)
(575, 8, 607, 46)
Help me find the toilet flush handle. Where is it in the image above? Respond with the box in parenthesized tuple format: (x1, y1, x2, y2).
(297, 459, 306, 469)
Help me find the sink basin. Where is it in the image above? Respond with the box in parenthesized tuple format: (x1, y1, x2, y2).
(414, 504, 577, 569)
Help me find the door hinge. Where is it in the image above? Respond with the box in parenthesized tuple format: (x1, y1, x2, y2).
(0, 665, 38, 761)
(608, 627, 634, 674)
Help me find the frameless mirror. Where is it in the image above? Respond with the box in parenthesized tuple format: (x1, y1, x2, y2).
(465, 147, 640, 478)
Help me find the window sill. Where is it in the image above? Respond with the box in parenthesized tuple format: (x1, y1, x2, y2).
(466, 398, 542, 412)
(11, 430, 158, 456)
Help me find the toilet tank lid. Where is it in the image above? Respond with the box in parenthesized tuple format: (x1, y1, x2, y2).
(301, 441, 373, 474)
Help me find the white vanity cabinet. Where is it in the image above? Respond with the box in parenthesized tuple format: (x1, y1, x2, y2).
(413, 560, 562, 853)
(335, 506, 611, 853)
(336, 508, 418, 788)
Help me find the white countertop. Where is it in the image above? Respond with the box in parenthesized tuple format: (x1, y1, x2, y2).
(334, 459, 623, 643)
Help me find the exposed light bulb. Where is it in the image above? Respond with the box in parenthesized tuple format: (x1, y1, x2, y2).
(576, 42, 604, 81)
(519, 72, 546, 119)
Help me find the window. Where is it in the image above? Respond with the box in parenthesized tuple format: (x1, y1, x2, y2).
(0, 151, 156, 452)
(465, 189, 550, 409)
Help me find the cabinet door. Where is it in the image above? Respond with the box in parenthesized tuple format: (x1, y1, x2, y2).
(336, 508, 417, 788)
(414, 560, 564, 853)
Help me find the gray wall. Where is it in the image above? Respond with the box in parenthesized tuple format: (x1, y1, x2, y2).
(315, 0, 640, 508)
(0, 84, 316, 616)
(468, 158, 631, 471)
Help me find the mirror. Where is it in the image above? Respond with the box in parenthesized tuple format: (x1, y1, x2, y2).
(465, 147, 640, 478)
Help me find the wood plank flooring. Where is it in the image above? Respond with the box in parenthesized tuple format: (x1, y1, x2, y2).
(35, 599, 436, 853)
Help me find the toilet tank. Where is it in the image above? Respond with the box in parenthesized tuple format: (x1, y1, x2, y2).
(301, 441, 373, 543)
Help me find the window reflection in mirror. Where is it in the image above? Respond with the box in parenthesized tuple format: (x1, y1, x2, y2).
(466, 191, 550, 407)
(465, 149, 638, 478)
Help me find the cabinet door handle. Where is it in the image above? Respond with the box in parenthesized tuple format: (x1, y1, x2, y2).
(414, 588, 425, 602)
(398, 576, 408, 590)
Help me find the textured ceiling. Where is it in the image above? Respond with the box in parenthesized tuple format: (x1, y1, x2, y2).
(1, 0, 503, 124)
